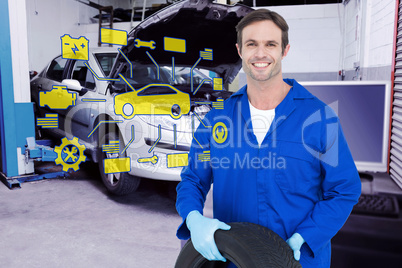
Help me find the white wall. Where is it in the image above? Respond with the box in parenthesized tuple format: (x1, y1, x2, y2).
(343, 0, 360, 71)
(236, 1, 396, 87)
(266, 4, 343, 74)
(26, 0, 80, 72)
(237, 4, 344, 87)
(342, 0, 395, 80)
(9, 0, 30, 103)
(368, 0, 395, 67)
(27, 1, 396, 80)
(25, 0, 142, 72)
(96, 0, 130, 9)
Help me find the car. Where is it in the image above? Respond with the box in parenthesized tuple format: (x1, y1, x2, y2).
(31, 0, 253, 195)
(114, 83, 191, 120)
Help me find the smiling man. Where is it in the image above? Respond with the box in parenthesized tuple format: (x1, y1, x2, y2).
(176, 9, 361, 267)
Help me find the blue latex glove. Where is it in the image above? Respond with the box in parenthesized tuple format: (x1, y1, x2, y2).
(186, 210, 231, 262)
(286, 233, 305, 261)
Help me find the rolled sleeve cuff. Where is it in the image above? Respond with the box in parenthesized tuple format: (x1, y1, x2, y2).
(176, 209, 203, 240)
(176, 219, 191, 240)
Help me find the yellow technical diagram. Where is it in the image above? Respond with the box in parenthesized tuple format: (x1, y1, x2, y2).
(102, 140, 120, 154)
(61, 34, 89, 60)
(54, 137, 86, 172)
(37, 113, 58, 128)
(167, 153, 188, 168)
(39, 85, 77, 109)
(200, 48, 213, 60)
(114, 84, 190, 120)
(164, 37, 186, 53)
(212, 98, 224, 110)
(101, 28, 127, 46)
(213, 77, 223, 91)
(135, 38, 156, 50)
(104, 157, 131, 174)
(138, 155, 158, 165)
(197, 151, 211, 162)
(212, 122, 228, 144)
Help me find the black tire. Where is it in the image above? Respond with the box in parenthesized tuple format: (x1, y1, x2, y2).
(98, 132, 141, 195)
(175, 222, 302, 268)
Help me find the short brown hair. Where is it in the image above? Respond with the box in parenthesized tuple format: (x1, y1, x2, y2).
(236, 9, 289, 54)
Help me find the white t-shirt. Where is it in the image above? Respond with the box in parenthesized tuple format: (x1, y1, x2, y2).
(249, 100, 275, 146)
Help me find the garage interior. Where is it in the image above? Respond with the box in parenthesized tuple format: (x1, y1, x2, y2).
(1, 0, 402, 267)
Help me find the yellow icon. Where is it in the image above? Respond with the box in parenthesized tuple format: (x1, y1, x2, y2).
(197, 151, 210, 162)
(167, 153, 188, 168)
(212, 122, 228, 144)
(213, 77, 223, 91)
(101, 28, 127, 46)
(135, 38, 156, 50)
(54, 137, 86, 172)
(200, 48, 213, 60)
(114, 84, 191, 120)
(39, 85, 77, 109)
(61, 34, 89, 60)
(104, 157, 131, 174)
(138, 155, 158, 165)
(164, 37, 186, 53)
(212, 98, 224, 110)
(102, 140, 120, 154)
(37, 113, 58, 128)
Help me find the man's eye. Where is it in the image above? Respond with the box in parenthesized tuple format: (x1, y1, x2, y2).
(268, 43, 276, 47)
(247, 43, 255, 47)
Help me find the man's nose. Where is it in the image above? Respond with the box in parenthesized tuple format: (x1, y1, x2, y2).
(255, 45, 266, 58)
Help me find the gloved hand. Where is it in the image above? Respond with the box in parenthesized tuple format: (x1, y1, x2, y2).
(186, 210, 231, 262)
(286, 233, 305, 261)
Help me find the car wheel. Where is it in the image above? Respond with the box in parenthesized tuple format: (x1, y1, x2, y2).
(98, 131, 141, 195)
(175, 222, 302, 268)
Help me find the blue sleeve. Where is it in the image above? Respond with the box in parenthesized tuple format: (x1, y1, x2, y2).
(175, 112, 214, 240)
(295, 107, 361, 256)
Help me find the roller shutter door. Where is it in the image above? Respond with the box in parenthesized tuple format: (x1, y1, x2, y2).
(390, 1, 402, 189)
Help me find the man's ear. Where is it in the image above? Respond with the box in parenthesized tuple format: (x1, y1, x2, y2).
(282, 44, 290, 58)
(236, 43, 242, 59)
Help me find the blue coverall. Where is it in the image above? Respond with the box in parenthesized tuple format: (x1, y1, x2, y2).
(176, 79, 361, 267)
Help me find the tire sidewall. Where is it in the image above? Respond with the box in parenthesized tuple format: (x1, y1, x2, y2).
(98, 131, 140, 195)
(175, 222, 302, 268)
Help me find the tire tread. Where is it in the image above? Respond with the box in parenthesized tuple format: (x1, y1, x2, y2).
(175, 222, 302, 268)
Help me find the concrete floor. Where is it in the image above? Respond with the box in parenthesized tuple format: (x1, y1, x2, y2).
(3, 162, 402, 267)
(0, 162, 184, 268)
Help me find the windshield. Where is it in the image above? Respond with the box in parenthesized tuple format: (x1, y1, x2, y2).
(113, 62, 218, 92)
(95, 53, 118, 76)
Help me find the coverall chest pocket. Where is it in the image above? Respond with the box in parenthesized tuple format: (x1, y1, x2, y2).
(274, 141, 319, 193)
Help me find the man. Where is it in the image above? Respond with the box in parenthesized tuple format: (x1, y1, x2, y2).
(176, 9, 361, 267)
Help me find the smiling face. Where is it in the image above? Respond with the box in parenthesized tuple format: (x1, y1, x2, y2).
(236, 20, 290, 84)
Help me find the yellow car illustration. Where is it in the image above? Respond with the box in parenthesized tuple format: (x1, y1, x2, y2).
(114, 83, 191, 120)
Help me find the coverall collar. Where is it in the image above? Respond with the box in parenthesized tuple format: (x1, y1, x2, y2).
(232, 79, 314, 142)
(231, 78, 314, 99)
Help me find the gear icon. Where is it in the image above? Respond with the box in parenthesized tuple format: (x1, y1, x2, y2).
(54, 137, 86, 172)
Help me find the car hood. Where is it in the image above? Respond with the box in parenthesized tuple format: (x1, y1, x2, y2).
(110, 0, 253, 84)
